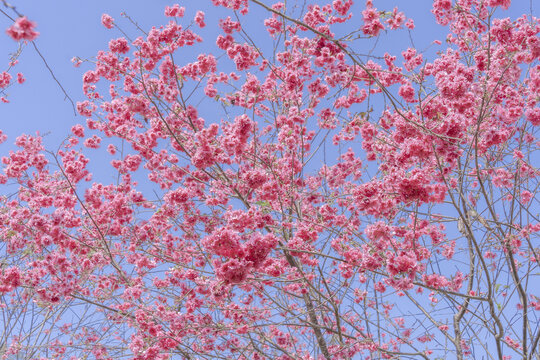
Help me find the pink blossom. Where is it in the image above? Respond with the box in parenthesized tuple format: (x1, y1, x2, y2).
(0, 72, 11, 88)
(386, 7, 406, 30)
(423, 274, 449, 289)
(227, 43, 259, 70)
(84, 135, 102, 149)
(362, 1, 385, 36)
(521, 190, 533, 204)
(71, 124, 85, 138)
(417, 334, 435, 343)
(387, 252, 418, 276)
(399, 83, 416, 102)
(526, 107, 540, 126)
(505, 336, 522, 350)
(374, 281, 386, 292)
(16, 73, 25, 84)
(487, 0, 511, 10)
(6, 16, 39, 41)
(333, 0, 353, 16)
(243, 233, 277, 268)
(219, 16, 241, 34)
(402, 48, 423, 71)
(0, 267, 21, 293)
(76, 100, 96, 117)
(449, 271, 465, 291)
(165, 4, 185, 17)
(215, 258, 249, 284)
(101, 14, 114, 29)
(202, 228, 243, 258)
(431, 0, 453, 25)
(222, 114, 255, 155)
(194, 11, 206, 28)
(107, 144, 116, 155)
(109, 37, 130, 54)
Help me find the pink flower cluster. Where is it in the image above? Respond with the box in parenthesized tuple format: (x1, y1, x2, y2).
(165, 4, 185, 17)
(101, 14, 114, 29)
(204, 229, 277, 284)
(6, 16, 39, 41)
(362, 0, 385, 36)
(0, 72, 11, 88)
(0, 267, 21, 293)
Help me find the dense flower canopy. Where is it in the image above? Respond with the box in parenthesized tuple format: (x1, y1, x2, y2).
(0, 0, 538, 359)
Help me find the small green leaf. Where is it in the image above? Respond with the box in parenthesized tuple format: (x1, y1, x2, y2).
(256, 200, 270, 208)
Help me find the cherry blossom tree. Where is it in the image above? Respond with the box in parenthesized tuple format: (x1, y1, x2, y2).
(0, 0, 539, 359)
